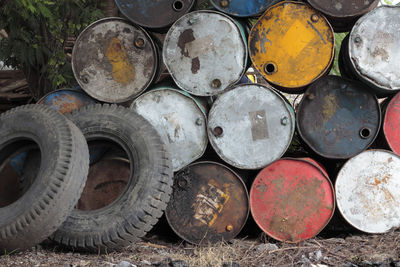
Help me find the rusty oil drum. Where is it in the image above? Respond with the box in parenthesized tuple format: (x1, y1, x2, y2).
(382, 92, 400, 156)
(72, 18, 160, 103)
(248, 1, 334, 93)
(297, 75, 381, 159)
(165, 161, 249, 244)
(343, 6, 400, 96)
(163, 10, 248, 96)
(335, 150, 400, 233)
(207, 83, 295, 170)
(307, 0, 379, 32)
(130, 85, 208, 171)
(37, 88, 97, 114)
(115, 0, 195, 29)
(250, 158, 335, 242)
(210, 0, 282, 17)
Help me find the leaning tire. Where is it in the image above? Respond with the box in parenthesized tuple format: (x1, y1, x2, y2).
(51, 104, 173, 251)
(0, 104, 89, 252)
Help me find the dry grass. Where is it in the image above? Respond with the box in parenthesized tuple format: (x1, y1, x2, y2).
(1, 229, 400, 266)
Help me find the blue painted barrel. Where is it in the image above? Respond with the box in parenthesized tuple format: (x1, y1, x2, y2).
(210, 0, 282, 17)
(37, 88, 97, 114)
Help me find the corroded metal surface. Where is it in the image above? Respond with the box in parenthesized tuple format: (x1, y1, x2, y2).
(250, 158, 335, 242)
(115, 0, 195, 29)
(37, 89, 97, 114)
(383, 92, 400, 156)
(163, 10, 247, 96)
(249, 1, 334, 92)
(208, 83, 294, 169)
(347, 6, 400, 95)
(210, 0, 282, 17)
(336, 150, 400, 233)
(307, 0, 379, 32)
(130, 85, 207, 171)
(297, 75, 381, 159)
(165, 161, 249, 244)
(72, 18, 159, 103)
(76, 154, 130, 211)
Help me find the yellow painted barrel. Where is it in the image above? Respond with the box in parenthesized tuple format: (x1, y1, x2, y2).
(249, 1, 334, 93)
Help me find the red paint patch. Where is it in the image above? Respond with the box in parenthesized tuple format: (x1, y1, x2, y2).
(250, 158, 335, 243)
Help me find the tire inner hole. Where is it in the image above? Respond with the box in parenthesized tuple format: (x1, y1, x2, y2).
(0, 140, 41, 208)
(76, 140, 131, 211)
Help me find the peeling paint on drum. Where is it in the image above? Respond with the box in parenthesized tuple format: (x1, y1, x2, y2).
(165, 161, 249, 244)
(383, 92, 400, 156)
(211, 0, 282, 17)
(348, 6, 400, 95)
(335, 150, 400, 233)
(72, 18, 159, 103)
(163, 10, 248, 96)
(130, 85, 207, 171)
(250, 158, 335, 242)
(248, 1, 334, 92)
(207, 83, 294, 170)
(37, 89, 97, 114)
(115, 0, 195, 29)
(297, 75, 381, 159)
(307, 0, 379, 32)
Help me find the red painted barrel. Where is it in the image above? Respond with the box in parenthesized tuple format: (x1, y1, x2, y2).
(383, 92, 400, 156)
(250, 158, 335, 243)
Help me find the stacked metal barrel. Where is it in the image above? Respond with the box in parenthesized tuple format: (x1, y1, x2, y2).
(25, 0, 400, 246)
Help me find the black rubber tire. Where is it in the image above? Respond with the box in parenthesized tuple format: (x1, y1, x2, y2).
(0, 104, 89, 252)
(51, 104, 173, 251)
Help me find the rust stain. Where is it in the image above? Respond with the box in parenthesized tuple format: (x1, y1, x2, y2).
(54, 95, 84, 114)
(371, 47, 389, 62)
(191, 57, 200, 74)
(269, 176, 326, 241)
(105, 37, 135, 85)
(178, 29, 195, 57)
(322, 93, 339, 122)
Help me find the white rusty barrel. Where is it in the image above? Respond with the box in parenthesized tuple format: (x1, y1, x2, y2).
(130, 85, 207, 171)
(163, 10, 248, 96)
(346, 6, 400, 95)
(336, 150, 400, 233)
(207, 83, 295, 170)
(72, 18, 160, 103)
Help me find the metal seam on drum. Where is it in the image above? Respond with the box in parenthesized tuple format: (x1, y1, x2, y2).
(115, 0, 195, 29)
(207, 83, 294, 170)
(72, 17, 159, 103)
(210, 0, 283, 17)
(348, 5, 400, 94)
(37, 89, 97, 114)
(296, 75, 381, 159)
(250, 158, 335, 243)
(163, 10, 248, 96)
(248, 1, 335, 92)
(165, 161, 249, 245)
(130, 86, 208, 171)
(335, 149, 400, 233)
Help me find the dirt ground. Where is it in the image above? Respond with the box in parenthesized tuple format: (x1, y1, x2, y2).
(1, 220, 399, 267)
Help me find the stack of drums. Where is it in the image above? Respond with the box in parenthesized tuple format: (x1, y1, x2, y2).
(38, 0, 400, 244)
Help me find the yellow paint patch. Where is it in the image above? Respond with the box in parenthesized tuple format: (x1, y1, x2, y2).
(249, 1, 334, 89)
(322, 93, 339, 122)
(106, 38, 135, 85)
(281, 20, 315, 58)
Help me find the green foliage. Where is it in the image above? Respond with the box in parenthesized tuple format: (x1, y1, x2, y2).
(330, 32, 348, 76)
(0, 0, 103, 95)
